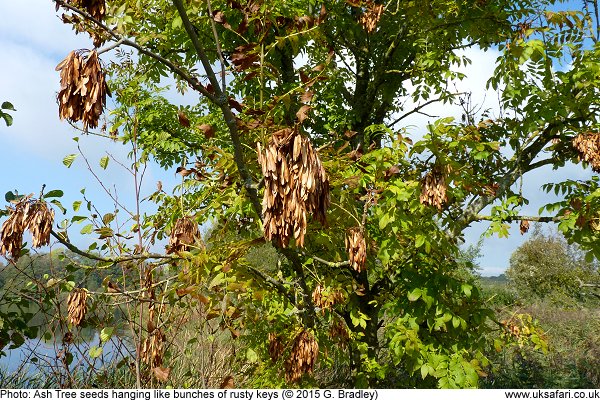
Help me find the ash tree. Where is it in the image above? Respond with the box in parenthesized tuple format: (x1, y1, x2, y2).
(2, 0, 600, 388)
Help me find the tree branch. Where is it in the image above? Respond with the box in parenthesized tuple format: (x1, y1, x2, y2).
(473, 215, 563, 222)
(50, 230, 176, 263)
(388, 96, 452, 127)
(171, 0, 262, 217)
(450, 117, 586, 238)
(171, 0, 222, 100)
(54, 0, 216, 102)
(245, 265, 295, 304)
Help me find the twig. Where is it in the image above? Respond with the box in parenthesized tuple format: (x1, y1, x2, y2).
(206, 0, 227, 94)
(388, 96, 450, 127)
(97, 38, 125, 55)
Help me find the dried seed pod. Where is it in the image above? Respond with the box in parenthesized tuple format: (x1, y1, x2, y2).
(141, 328, 165, 368)
(167, 216, 202, 254)
(572, 133, 600, 172)
(519, 220, 530, 235)
(419, 166, 448, 211)
(328, 318, 350, 348)
(67, 288, 88, 326)
(56, 49, 109, 130)
(64, 0, 106, 22)
(360, 2, 384, 33)
(312, 284, 345, 311)
(284, 329, 319, 383)
(62, 0, 107, 46)
(23, 201, 55, 248)
(312, 284, 324, 308)
(268, 332, 284, 362)
(257, 128, 329, 248)
(0, 199, 29, 260)
(345, 227, 367, 272)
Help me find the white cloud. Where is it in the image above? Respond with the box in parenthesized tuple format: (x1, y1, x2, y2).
(0, 1, 90, 58)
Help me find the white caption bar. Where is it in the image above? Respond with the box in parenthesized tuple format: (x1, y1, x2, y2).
(0, 389, 598, 400)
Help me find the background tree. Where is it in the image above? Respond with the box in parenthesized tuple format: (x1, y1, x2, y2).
(507, 225, 600, 302)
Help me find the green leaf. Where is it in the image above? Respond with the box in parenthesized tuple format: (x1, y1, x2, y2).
(50, 199, 66, 214)
(44, 190, 64, 199)
(102, 213, 115, 225)
(100, 327, 114, 343)
(452, 316, 460, 329)
(89, 346, 103, 358)
(415, 235, 425, 248)
(95, 227, 114, 239)
(379, 212, 392, 230)
(246, 348, 258, 363)
(80, 224, 94, 234)
(1, 101, 16, 111)
(71, 215, 87, 223)
(421, 364, 429, 379)
(63, 154, 78, 168)
(1, 113, 13, 127)
(73, 200, 82, 212)
(461, 284, 472, 298)
(99, 155, 109, 170)
(5, 191, 16, 202)
(172, 15, 182, 29)
(208, 272, 226, 289)
(408, 288, 422, 301)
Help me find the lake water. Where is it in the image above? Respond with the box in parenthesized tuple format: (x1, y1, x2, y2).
(0, 330, 132, 381)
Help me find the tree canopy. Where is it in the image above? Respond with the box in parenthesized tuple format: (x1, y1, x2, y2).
(2, 0, 600, 389)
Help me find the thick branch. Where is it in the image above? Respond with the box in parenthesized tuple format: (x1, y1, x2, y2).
(312, 256, 351, 268)
(171, 0, 222, 100)
(473, 215, 562, 222)
(171, 0, 262, 217)
(246, 266, 295, 304)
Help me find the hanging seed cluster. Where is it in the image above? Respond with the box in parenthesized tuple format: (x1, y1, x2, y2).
(346, 228, 367, 272)
(328, 318, 350, 347)
(24, 201, 55, 248)
(419, 166, 448, 211)
(572, 133, 600, 172)
(56, 50, 108, 130)
(285, 330, 318, 383)
(62, 0, 106, 47)
(312, 284, 345, 311)
(64, 0, 106, 23)
(257, 128, 329, 248)
(0, 198, 55, 260)
(360, 2, 384, 33)
(67, 288, 88, 326)
(141, 329, 166, 368)
(167, 216, 201, 254)
(268, 332, 284, 362)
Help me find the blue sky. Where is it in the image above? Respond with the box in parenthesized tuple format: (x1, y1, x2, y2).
(0, 1, 594, 275)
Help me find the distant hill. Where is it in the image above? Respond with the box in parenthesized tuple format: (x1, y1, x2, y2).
(480, 274, 508, 284)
